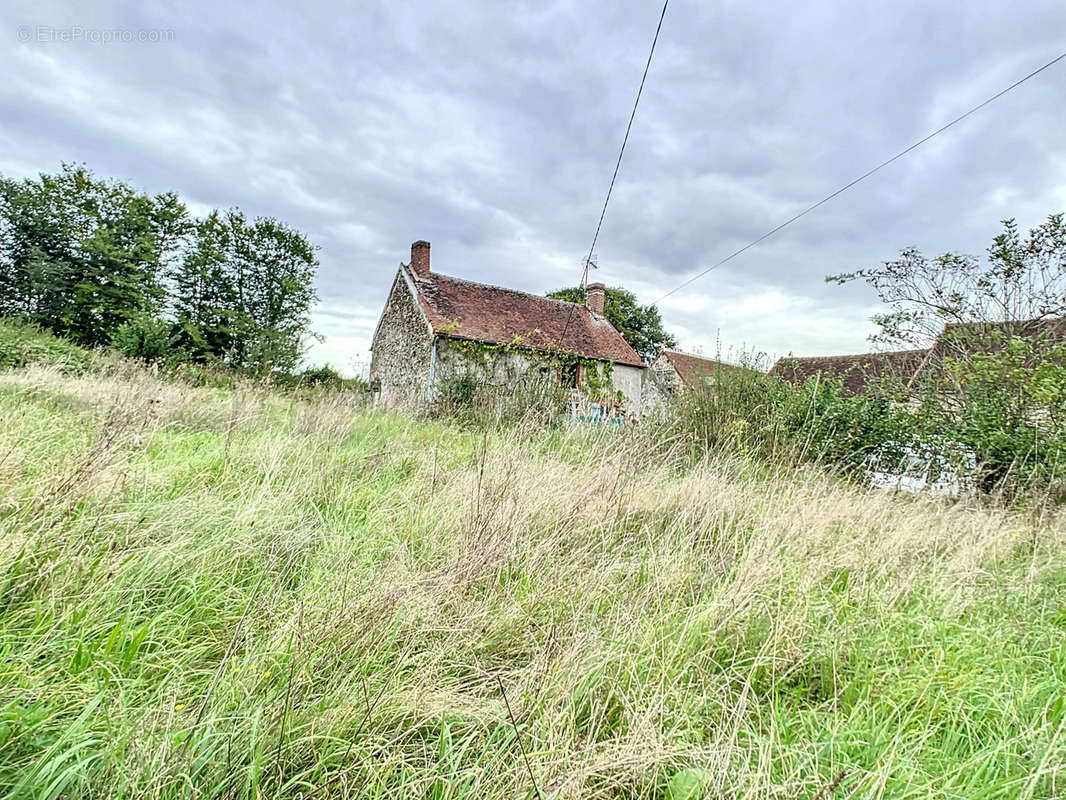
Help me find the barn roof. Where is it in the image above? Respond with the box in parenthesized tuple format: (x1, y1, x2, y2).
(769, 349, 928, 395)
(931, 317, 1066, 357)
(407, 268, 645, 367)
(770, 317, 1066, 395)
(657, 348, 748, 388)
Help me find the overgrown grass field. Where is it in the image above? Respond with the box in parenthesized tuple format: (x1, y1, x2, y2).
(1, 364, 1064, 798)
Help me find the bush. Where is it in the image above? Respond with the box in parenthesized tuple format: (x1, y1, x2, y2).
(921, 333, 1066, 501)
(436, 370, 480, 409)
(272, 364, 368, 392)
(667, 367, 926, 479)
(666, 352, 1066, 503)
(0, 318, 92, 373)
(110, 314, 176, 363)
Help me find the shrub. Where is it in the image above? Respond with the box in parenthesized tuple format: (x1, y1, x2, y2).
(921, 332, 1066, 501)
(0, 317, 92, 373)
(666, 367, 926, 479)
(437, 370, 480, 409)
(110, 314, 176, 363)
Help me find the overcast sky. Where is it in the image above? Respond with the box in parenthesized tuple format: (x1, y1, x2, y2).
(3, 1, 1064, 373)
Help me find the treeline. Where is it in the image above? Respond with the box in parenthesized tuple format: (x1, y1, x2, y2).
(0, 164, 318, 373)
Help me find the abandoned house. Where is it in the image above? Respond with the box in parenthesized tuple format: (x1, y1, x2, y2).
(650, 347, 749, 396)
(369, 241, 647, 416)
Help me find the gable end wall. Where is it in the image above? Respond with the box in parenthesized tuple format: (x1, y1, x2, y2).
(370, 269, 434, 407)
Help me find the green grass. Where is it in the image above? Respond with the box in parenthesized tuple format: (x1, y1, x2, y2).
(0, 364, 1064, 798)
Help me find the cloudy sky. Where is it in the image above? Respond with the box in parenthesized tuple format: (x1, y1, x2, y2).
(3, 1, 1064, 373)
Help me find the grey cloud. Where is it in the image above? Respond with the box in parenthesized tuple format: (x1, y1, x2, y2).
(2, 0, 1064, 370)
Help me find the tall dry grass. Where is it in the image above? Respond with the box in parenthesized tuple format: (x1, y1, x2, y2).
(0, 364, 1064, 798)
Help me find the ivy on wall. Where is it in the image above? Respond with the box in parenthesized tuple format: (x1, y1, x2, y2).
(436, 333, 624, 404)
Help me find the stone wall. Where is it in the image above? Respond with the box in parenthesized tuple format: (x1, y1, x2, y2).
(369, 269, 433, 407)
(651, 355, 682, 393)
(433, 340, 544, 389)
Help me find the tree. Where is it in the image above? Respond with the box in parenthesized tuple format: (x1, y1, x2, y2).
(1, 163, 321, 375)
(170, 210, 239, 362)
(547, 285, 676, 362)
(228, 213, 319, 373)
(170, 209, 319, 372)
(828, 214, 1066, 351)
(0, 164, 189, 347)
(829, 213, 1066, 498)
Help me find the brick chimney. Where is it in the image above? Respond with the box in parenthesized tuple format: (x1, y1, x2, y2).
(410, 240, 431, 277)
(585, 282, 606, 315)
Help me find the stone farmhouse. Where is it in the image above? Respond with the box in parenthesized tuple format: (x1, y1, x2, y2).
(369, 241, 647, 416)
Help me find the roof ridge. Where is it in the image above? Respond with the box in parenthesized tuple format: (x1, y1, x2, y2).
(777, 348, 928, 363)
(662, 347, 733, 362)
(416, 270, 585, 311)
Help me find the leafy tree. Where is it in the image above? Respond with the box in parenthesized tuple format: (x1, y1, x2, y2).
(547, 285, 676, 362)
(830, 213, 1066, 499)
(170, 211, 239, 362)
(226, 212, 319, 373)
(1, 163, 322, 376)
(170, 209, 319, 372)
(0, 164, 189, 347)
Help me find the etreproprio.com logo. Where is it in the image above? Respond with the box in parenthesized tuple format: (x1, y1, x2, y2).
(17, 25, 176, 44)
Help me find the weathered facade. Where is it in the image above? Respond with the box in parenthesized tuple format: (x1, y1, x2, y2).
(370, 241, 648, 415)
(369, 267, 435, 407)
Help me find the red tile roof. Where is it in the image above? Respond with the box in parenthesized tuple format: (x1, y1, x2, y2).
(770, 349, 928, 395)
(932, 317, 1066, 357)
(658, 349, 747, 388)
(408, 269, 644, 367)
(766, 318, 1066, 395)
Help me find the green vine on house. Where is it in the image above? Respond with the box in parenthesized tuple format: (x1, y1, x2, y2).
(437, 331, 622, 404)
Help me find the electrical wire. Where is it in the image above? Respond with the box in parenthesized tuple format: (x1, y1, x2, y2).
(560, 0, 670, 345)
(651, 50, 1066, 306)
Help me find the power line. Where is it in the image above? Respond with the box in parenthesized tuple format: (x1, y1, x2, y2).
(652, 50, 1066, 306)
(561, 0, 669, 344)
(579, 0, 670, 287)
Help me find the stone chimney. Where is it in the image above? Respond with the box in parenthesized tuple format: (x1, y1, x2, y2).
(585, 282, 606, 315)
(410, 240, 431, 277)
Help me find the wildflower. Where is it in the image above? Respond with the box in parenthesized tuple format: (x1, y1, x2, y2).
(174, 703, 185, 711)
(264, 670, 272, 679)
